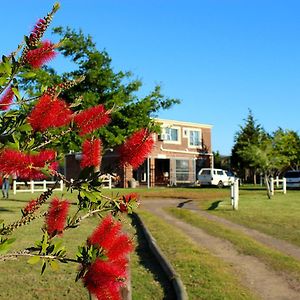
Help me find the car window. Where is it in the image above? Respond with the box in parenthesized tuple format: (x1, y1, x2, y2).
(201, 170, 211, 175)
(217, 170, 223, 175)
(284, 171, 300, 178)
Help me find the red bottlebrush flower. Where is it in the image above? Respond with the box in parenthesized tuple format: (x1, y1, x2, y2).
(88, 214, 133, 261)
(28, 94, 72, 132)
(118, 128, 154, 169)
(0, 149, 57, 180)
(80, 138, 102, 168)
(119, 193, 139, 213)
(24, 40, 57, 69)
(83, 258, 126, 300)
(83, 215, 133, 300)
(28, 18, 48, 46)
(23, 199, 39, 215)
(0, 86, 14, 111)
(74, 104, 110, 136)
(46, 197, 70, 237)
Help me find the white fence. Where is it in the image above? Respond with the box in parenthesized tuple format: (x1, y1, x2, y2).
(270, 177, 286, 195)
(13, 180, 64, 194)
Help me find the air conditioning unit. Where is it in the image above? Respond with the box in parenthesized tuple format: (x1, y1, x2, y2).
(158, 134, 168, 141)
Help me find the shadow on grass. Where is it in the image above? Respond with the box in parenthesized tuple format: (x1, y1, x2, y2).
(177, 199, 193, 208)
(130, 215, 176, 300)
(0, 207, 12, 212)
(207, 200, 223, 210)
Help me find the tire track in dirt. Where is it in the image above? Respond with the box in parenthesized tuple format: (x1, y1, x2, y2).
(141, 199, 300, 300)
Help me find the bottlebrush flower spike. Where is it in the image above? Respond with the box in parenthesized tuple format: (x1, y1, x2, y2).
(28, 94, 72, 132)
(118, 128, 154, 169)
(0, 86, 14, 110)
(119, 193, 139, 213)
(83, 215, 133, 300)
(80, 138, 102, 168)
(24, 40, 57, 69)
(0, 149, 57, 180)
(88, 214, 133, 261)
(23, 199, 39, 216)
(83, 258, 127, 300)
(27, 3, 60, 47)
(46, 197, 70, 237)
(74, 104, 111, 136)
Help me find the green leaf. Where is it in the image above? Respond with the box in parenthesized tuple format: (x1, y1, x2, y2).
(50, 260, 60, 271)
(19, 72, 36, 79)
(41, 261, 47, 275)
(11, 87, 21, 100)
(41, 232, 49, 254)
(18, 123, 32, 133)
(27, 256, 40, 265)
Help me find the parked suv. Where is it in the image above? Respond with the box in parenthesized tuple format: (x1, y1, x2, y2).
(284, 170, 300, 189)
(197, 168, 234, 188)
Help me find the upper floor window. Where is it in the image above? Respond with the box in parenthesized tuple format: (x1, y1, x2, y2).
(165, 127, 178, 141)
(189, 130, 201, 147)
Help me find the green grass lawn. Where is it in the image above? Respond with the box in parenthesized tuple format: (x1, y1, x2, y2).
(1, 186, 299, 299)
(197, 188, 300, 247)
(0, 191, 169, 299)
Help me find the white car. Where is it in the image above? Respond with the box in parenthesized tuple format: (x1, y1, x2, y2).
(197, 168, 234, 188)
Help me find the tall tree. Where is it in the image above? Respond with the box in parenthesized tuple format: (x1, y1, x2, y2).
(20, 26, 180, 152)
(231, 110, 264, 183)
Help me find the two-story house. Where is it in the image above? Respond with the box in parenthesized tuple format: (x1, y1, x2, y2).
(65, 118, 213, 187)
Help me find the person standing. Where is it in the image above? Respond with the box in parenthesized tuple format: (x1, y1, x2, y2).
(2, 174, 10, 198)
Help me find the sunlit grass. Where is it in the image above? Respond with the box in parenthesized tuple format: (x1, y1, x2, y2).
(167, 207, 300, 289)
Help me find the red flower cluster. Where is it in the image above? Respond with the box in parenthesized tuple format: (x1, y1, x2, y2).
(0, 86, 14, 111)
(83, 214, 133, 300)
(0, 149, 57, 180)
(23, 199, 39, 215)
(74, 104, 110, 136)
(46, 197, 70, 237)
(24, 40, 56, 69)
(118, 128, 154, 169)
(83, 258, 127, 300)
(119, 193, 139, 213)
(80, 138, 102, 168)
(28, 94, 72, 132)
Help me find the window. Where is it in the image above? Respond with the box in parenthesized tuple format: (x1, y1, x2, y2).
(189, 130, 201, 147)
(163, 127, 179, 142)
(176, 159, 189, 181)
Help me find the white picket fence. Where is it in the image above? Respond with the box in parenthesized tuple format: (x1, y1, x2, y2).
(270, 177, 286, 195)
(13, 180, 64, 194)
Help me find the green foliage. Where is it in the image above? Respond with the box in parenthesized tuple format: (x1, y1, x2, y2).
(21, 26, 180, 150)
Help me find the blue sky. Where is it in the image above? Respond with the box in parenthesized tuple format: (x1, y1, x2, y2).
(1, 0, 300, 155)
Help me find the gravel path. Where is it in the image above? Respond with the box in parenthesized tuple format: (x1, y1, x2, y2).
(141, 198, 300, 300)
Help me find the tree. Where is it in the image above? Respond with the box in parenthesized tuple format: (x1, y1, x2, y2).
(272, 128, 300, 171)
(21, 26, 180, 153)
(231, 109, 265, 183)
(0, 3, 158, 299)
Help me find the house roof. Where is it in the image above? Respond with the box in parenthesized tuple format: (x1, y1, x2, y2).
(155, 118, 213, 129)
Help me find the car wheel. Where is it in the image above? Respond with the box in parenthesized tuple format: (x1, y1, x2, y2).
(217, 181, 224, 188)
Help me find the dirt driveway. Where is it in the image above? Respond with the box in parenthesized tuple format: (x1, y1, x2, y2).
(141, 199, 300, 300)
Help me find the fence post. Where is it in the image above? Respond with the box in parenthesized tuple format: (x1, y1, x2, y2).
(13, 180, 17, 195)
(43, 180, 47, 191)
(270, 177, 274, 196)
(283, 178, 287, 194)
(276, 176, 279, 188)
(30, 180, 34, 193)
(233, 179, 239, 210)
(230, 184, 234, 206)
(60, 180, 63, 191)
